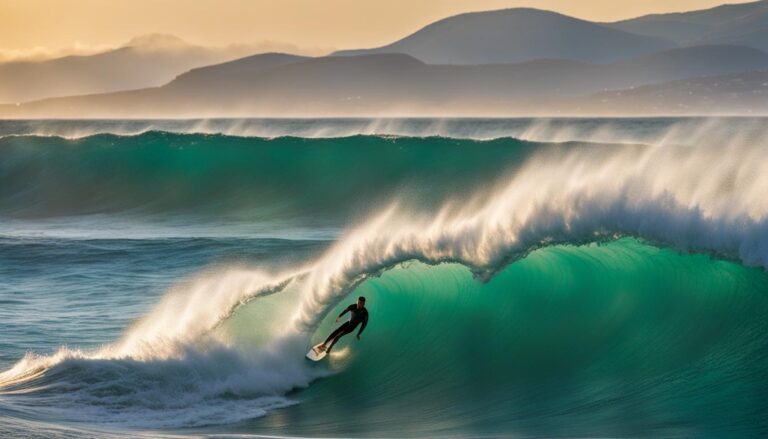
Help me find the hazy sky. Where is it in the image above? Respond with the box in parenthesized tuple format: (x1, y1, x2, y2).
(0, 0, 755, 57)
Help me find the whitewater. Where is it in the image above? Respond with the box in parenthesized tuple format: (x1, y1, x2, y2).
(0, 118, 767, 437)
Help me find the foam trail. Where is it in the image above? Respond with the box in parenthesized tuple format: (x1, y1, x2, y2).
(0, 267, 318, 429)
(0, 266, 302, 386)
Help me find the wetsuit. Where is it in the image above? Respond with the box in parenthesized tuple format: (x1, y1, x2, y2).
(324, 304, 369, 352)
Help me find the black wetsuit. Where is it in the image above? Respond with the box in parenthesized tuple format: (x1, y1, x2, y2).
(324, 304, 369, 352)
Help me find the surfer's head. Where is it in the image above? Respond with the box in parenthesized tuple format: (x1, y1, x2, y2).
(357, 296, 366, 308)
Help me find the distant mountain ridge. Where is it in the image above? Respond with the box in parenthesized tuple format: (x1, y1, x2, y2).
(580, 69, 768, 115)
(334, 2, 768, 64)
(3, 44, 768, 117)
(0, 35, 321, 104)
(608, 0, 768, 51)
(334, 8, 675, 64)
(168, 53, 310, 90)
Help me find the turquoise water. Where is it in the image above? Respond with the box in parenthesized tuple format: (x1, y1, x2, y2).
(0, 131, 537, 218)
(0, 118, 767, 438)
(241, 240, 768, 437)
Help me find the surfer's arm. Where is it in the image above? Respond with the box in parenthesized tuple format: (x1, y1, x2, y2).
(336, 304, 354, 322)
(357, 314, 368, 337)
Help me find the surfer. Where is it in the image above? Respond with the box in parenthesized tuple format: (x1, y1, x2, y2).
(318, 296, 369, 353)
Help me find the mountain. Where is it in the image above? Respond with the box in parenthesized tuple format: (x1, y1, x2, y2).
(604, 45, 768, 85)
(579, 69, 768, 115)
(168, 53, 309, 90)
(3, 45, 768, 118)
(694, 5, 768, 50)
(0, 34, 270, 104)
(608, 1, 768, 51)
(333, 8, 675, 64)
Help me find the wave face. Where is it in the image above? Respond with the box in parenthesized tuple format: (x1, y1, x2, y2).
(1, 117, 768, 437)
(0, 132, 536, 219)
(240, 240, 768, 437)
(2, 117, 766, 221)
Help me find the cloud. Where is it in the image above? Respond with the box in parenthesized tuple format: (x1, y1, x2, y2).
(223, 40, 334, 57)
(0, 37, 333, 64)
(0, 42, 119, 63)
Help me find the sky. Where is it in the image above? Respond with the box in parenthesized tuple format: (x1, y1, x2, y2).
(0, 0, 756, 60)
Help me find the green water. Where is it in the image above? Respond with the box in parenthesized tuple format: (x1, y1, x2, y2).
(0, 132, 542, 218)
(224, 239, 768, 437)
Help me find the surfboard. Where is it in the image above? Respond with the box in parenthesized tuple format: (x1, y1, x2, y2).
(306, 343, 327, 361)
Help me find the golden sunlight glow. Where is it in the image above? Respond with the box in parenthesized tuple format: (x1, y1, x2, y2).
(0, 0, 756, 60)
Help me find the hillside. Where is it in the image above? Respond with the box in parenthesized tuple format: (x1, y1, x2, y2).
(0, 35, 264, 104)
(333, 8, 674, 64)
(4, 46, 768, 117)
(609, 1, 768, 51)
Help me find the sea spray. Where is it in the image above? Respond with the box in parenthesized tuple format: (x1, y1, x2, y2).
(289, 129, 768, 330)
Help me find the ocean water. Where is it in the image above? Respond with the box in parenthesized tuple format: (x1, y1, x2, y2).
(0, 118, 767, 438)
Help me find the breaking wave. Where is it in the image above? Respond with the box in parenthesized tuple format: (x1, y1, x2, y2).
(1, 118, 767, 436)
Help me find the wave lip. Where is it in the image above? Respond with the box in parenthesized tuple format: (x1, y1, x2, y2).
(2, 117, 767, 142)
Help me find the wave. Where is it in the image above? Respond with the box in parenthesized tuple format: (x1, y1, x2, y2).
(0, 132, 538, 218)
(17, 117, 768, 342)
(252, 244, 768, 437)
(2, 116, 767, 142)
(1, 118, 768, 433)
(2, 240, 767, 434)
(3, 117, 767, 221)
